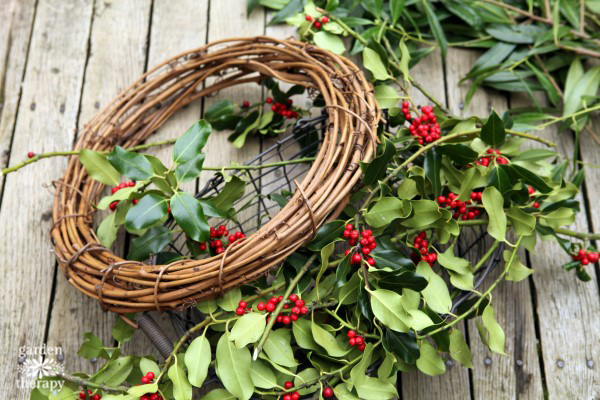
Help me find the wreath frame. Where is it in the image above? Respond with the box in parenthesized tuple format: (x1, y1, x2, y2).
(50, 36, 381, 314)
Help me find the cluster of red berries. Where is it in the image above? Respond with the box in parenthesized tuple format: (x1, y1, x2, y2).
(572, 249, 599, 266)
(528, 186, 540, 208)
(282, 381, 301, 400)
(410, 232, 437, 266)
(347, 329, 367, 351)
(437, 192, 482, 220)
(342, 224, 377, 266)
(109, 181, 137, 211)
(266, 97, 299, 119)
(137, 371, 162, 400)
(78, 390, 101, 400)
(305, 14, 329, 29)
(199, 226, 246, 254)
(256, 293, 309, 324)
(404, 104, 442, 145)
(475, 148, 508, 167)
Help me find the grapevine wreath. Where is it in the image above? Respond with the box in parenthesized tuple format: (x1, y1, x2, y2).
(50, 37, 380, 314)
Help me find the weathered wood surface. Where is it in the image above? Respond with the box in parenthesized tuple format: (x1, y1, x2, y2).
(0, 2, 598, 399)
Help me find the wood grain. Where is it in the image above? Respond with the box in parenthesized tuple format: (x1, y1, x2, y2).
(0, 0, 94, 397)
(512, 93, 600, 399)
(446, 48, 543, 400)
(0, 0, 37, 199)
(44, 0, 153, 375)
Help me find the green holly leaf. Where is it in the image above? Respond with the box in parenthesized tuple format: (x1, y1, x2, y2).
(173, 120, 212, 165)
(127, 226, 171, 261)
(215, 332, 254, 400)
(480, 110, 506, 147)
(80, 149, 121, 185)
(185, 335, 211, 388)
(482, 186, 507, 242)
(125, 193, 168, 231)
(170, 192, 210, 242)
(107, 146, 153, 181)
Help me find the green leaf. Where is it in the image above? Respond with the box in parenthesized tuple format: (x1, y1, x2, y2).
(125, 193, 168, 231)
(170, 192, 210, 242)
(539, 207, 575, 228)
(80, 149, 121, 185)
(382, 329, 419, 364)
(563, 64, 600, 117)
(390, 0, 405, 25)
(355, 376, 398, 400)
(185, 335, 211, 387)
(313, 31, 346, 54)
(503, 250, 533, 282)
(127, 226, 171, 261)
(231, 111, 260, 148)
(425, 148, 442, 197)
(230, 313, 267, 348)
(363, 47, 392, 81)
(168, 357, 193, 400)
(437, 144, 478, 165)
(437, 246, 471, 275)
(107, 146, 153, 181)
(97, 182, 143, 210)
(93, 356, 134, 386)
(506, 207, 536, 236)
(175, 153, 206, 182)
(268, 0, 303, 25)
(217, 288, 242, 312)
(416, 342, 445, 376)
(374, 85, 401, 109)
(422, 0, 447, 59)
(198, 199, 228, 219)
(264, 329, 298, 367)
(293, 367, 320, 395)
(215, 332, 254, 400)
(292, 318, 321, 351)
(365, 197, 410, 228)
(417, 262, 452, 314)
(488, 165, 513, 195)
(312, 323, 349, 357)
(200, 389, 236, 400)
(510, 164, 553, 193)
(209, 175, 245, 211)
(480, 110, 506, 147)
(308, 220, 345, 251)
(78, 332, 104, 359)
(482, 186, 507, 242)
(97, 212, 118, 248)
(140, 358, 160, 376)
(481, 304, 506, 354)
(449, 329, 473, 368)
(485, 24, 543, 44)
(205, 100, 235, 122)
(128, 383, 158, 398)
(249, 359, 278, 389)
(401, 200, 442, 228)
(348, 343, 374, 389)
(368, 288, 410, 332)
(173, 120, 211, 165)
(362, 138, 396, 186)
(112, 316, 135, 344)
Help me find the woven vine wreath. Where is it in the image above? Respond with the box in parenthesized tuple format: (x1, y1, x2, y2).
(51, 36, 381, 314)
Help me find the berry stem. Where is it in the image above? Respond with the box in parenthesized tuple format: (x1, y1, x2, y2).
(57, 372, 127, 394)
(253, 253, 318, 361)
(417, 236, 524, 340)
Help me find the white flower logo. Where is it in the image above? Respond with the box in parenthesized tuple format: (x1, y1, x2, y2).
(17, 357, 64, 382)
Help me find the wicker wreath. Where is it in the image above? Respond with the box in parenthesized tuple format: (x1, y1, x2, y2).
(51, 36, 381, 314)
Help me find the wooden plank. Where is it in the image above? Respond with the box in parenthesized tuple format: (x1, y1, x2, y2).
(511, 93, 600, 399)
(0, 0, 37, 199)
(0, 0, 94, 397)
(44, 0, 153, 375)
(121, 0, 210, 360)
(184, 1, 265, 239)
(401, 49, 472, 400)
(445, 48, 543, 399)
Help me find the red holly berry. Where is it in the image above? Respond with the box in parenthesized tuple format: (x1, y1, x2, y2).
(285, 381, 293, 389)
(300, 306, 309, 314)
(142, 376, 150, 384)
(239, 300, 247, 308)
(109, 201, 118, 211)
(313, 21, 322, 29)
(367, 258, 375, 266)
(266, 302, 276, 312)
(321, 16, 329, 23)
(305, 14, 312, 21)
(289, 293, 299, 302)
(324, 387, 334, 398)
(291, 392, 300, 400)
(355, 336, 364, 345)
(216, 247, 224, 254)
(351, 253, 362, 264)
(236, 307, 245, 315)
(242, 101, 250, 108)
(349, 337, 356, 346)
(91, 395, 101, 400)
(283, 395, 292, 400)
(533, 202, 540, 208)
(292, 306, 301, 314)
(347, 330, 356, 338)
(146, 371, 155, 380)
(295, 299, 305, 307)
(358, 343, 366, 351)
(132, 199, 139, 205)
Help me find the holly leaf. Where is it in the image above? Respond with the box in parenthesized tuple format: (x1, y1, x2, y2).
(480, 110, 506, 147)
(80, 149, 121, 185)
(170, 192, 210, 242)
(127, 226, 171, 261)
(107, 146, 153, 181)
(173, 120, 212, 165)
